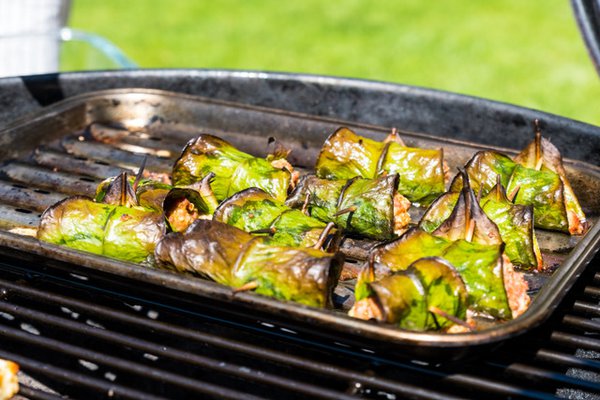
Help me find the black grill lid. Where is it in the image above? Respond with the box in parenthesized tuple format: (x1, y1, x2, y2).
(572, 0, 600, 77)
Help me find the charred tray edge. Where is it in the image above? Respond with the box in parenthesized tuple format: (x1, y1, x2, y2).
(0, 88, 599, 354)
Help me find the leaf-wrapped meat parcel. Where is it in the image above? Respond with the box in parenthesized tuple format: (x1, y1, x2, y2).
(154, 218, 253, 284)
(315, 127, 446, 205)
(450, 123, 587, 234)
(363, 175, 530, 321)
(37, 196, 166, 263)
(514, 123, 588, 235)
(349, 257, 469, 331)
(213, 188, 338, 249)
(452, 151, 570, 233)
(421, 175, 542, 270)
(155, 220, 343, 308)
(285, 174, 411, 241)
(96, 173, 218, 232)
(368, 231, 528, 321)
(37, 171, 223, 263)
(172, 134, 293, 203)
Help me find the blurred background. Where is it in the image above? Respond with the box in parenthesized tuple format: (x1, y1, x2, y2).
(26, 1, 600, 126)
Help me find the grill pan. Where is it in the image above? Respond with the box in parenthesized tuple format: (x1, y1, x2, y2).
(0, 88, 599, 359)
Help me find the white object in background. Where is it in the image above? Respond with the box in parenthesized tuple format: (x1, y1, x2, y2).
(0, 0, 70, 77)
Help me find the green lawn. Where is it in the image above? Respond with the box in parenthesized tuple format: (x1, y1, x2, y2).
(69, 0, 600, 126)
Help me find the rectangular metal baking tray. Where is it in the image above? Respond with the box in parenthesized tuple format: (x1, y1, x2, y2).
(0, 88, 598, 359)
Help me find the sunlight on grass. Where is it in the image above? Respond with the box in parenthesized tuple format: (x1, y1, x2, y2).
(69, 0, 600, 126)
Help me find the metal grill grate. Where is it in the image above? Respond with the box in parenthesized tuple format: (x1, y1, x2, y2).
(0, 122, 598, 399)
(0, 250, 599, 399)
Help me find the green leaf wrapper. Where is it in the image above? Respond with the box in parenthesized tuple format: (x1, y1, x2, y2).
(214, 188, 335, 248)
(432, 172, 502, 246)
(450, 151, 516, 196)
(95, 174, 138, 207)
(507, 164, 568, 232)
(370, 272, 428, 330)
(350, 257, 468, 331)
(286, 175, 345, 223)
(155, 220, 342, 307)
(38, 196, 111, 255)
(315, 127, 385, 180)
(380, 142, 446, 204)
(419, 192, 459, 233)
(514, 131, 588, 234)
(102, 206, 166, 262)
(315, 127, 445, 205)
(286, 174, 407, 241)
(441, 240, 511, 319)
(336, 175, 397, 240)
(135, 181, 173, 211)
(408, 258, 468, 329)
(354, 257, 377, 302)
(370, 228, 516, 319)
(373, 228, 452, 269)
(269, 210, 331, 248)
(422, 174, 542, 270)
(97, 170, 219, 233)
(229, 157, 291, 203)
(480, 183, 542, 270)
(454, 150, 574, 233)
(38, 196, 166, 263)
(172, 134, 291, 202)
(233, 240, 342, 308)
(214, 188, 286, 232)
(155, 219, 253, 284)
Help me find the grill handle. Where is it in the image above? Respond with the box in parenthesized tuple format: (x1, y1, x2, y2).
(572, 0, 600, 78)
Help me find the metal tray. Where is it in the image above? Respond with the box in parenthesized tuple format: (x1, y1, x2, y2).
(0, 88, 599, 359)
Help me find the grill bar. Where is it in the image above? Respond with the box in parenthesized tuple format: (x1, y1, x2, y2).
(17, 385, 65, 400)
(0, 163, 98, 196)
(61, 137, 171, 173)
(88, 124, 184, 156)
(33, 148, 126, 179)
(493, 362, 600, 393)
(583, 285, 600, 298)
(551, 331, 600, 351)
(0, 204, 40, 228)
(0, 181, 64, 212)
(562, 314, 600, 331)
(572, 300, 600, 316)
(536, 349, 600, 371)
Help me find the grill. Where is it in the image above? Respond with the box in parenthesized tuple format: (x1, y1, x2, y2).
(2, 2, 600, 396)
(0, 92, 596, 400)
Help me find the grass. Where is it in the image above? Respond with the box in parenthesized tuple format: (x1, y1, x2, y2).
(68, 0, 600, 126)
